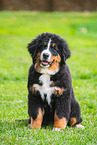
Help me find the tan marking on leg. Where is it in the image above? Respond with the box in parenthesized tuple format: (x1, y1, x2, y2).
(30, 108, 43, 129)
(29, 86, 36, 93)
(50, 81, 55, 87)
(53, 112, 67, 129)
(54, 87, 66, 96)
(69, 117, 77, 126)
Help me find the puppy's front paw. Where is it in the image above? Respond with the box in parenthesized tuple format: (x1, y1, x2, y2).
(75, 124, 84, 129)
(54, 87, 65, 96)
(29, 85, 37, 93)
(52, 128, 62, 132)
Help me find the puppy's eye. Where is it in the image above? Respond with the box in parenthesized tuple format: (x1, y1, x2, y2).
(52, 43, 55, 48)
(44, 42, 47, 46)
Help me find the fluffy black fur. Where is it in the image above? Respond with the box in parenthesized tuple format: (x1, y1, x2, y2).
(27, 33, 82, 128)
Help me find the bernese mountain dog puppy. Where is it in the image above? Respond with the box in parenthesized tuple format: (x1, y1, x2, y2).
(27, 33, 84, 130)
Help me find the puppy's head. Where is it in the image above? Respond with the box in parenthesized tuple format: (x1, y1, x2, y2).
(28, 33, 71, 74)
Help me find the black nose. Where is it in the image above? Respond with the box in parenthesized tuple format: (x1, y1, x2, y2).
(43, 53, 49, 59)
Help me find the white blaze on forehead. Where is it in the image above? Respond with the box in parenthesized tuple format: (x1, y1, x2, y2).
(41, 39, 52, 62)
(47, 39, 52, 50)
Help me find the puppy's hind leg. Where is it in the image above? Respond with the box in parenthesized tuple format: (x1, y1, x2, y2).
(69, 100, 84, 129)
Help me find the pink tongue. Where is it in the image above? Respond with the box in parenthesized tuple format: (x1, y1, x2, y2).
(42, 62, 48, 65)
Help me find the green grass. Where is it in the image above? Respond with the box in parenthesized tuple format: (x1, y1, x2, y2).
(0, 11, 97, 145)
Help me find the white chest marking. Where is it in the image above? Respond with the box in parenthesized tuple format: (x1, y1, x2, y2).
(33, 74, 54, 105)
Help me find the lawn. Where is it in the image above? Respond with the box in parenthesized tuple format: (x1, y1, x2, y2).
(0, 11, 97, 144)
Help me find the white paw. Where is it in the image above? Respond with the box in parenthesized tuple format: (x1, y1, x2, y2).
(54, 87, 61, 91)
(75, 124, 84, 129)
(52, 128, 62, 131)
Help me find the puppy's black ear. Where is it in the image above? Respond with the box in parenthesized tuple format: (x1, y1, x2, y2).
(27, 37, 39, 62)
(60, 39, 71, 64)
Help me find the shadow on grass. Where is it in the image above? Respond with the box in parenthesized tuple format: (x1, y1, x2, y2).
(0, 120, 54, 134)
(0, 120, 29, 133)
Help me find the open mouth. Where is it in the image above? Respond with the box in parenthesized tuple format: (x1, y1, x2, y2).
(40, 60, 54, 67)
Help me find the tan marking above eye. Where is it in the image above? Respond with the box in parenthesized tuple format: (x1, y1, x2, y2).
(44, 42, 46, 46)
(52, 43, 55, 47)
